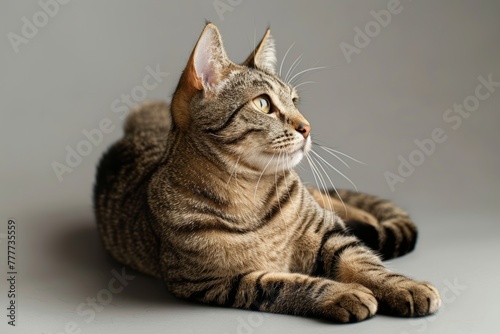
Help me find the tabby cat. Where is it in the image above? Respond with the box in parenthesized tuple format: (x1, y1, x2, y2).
(94, 23, 441, 322)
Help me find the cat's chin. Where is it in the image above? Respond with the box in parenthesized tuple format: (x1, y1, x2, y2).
(285, 150, 305, 169)
(246, 142, 310, 174)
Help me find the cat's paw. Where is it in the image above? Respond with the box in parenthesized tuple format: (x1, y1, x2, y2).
(378, 279, 441, 317)
(321, 283, 378, 323)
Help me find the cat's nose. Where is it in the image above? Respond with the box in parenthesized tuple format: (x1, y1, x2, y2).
(295, 122, 311, 138)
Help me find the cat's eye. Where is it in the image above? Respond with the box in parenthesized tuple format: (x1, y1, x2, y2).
(252, 96, 271, 113)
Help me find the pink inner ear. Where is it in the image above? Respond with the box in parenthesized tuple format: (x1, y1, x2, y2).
(194, 29, 218, 88)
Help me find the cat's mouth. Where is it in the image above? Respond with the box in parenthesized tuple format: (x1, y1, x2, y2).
(301, 135, 312, 154)
(290, 135, 312, 156)
(264, 136, 312, 170)
(264, 136, 311, 157)
(244, 136, 311, 174)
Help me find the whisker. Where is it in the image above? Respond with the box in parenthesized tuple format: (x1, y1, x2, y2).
(288, 66, 327, 86)
(307, 154, 334, 217)
(305, 155, 321, 196)
(310, 151, 347, 217)
(310, 155, 335, 216)
(276, 151, 293, 240)
(282, 151, 296, 240)
(331, 186, 347, 219)
(311, 152, 340, 194)
(318, 146, 350, 169)
(275, 151, 286, 225)
(226, 142, 271, 186)
(313, 142, 366, 165)
(279, 42, 296, 78)
(310, 150, 359, 191)
(293, 81, 316, 90)
(226, 154, 242, 185)
(285, 54, 303, 83)
(296, 163, 307, 172)
(254, 153, 275, 202)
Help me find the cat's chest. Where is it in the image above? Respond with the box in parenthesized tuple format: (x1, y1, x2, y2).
(226, 187, 300, 226)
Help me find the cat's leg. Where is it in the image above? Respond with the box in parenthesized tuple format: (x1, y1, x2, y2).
(167, 271, 377, 323)
(307, 186, 417, 260)
(307, 187, 379, 229)
(310, 227, 441, 317)
(331, 189, 418, 260)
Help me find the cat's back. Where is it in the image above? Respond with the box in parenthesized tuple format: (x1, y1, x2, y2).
(93, 101, 171, 277)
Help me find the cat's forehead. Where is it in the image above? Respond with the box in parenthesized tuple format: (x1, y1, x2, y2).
(224, 67, 297, 98)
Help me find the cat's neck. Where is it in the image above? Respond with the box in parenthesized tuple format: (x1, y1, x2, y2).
(169, 131, 296, 211)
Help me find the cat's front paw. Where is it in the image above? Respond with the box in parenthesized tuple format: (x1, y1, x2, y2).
(320, 283, 378, 323)
(378, 279, 441, 317)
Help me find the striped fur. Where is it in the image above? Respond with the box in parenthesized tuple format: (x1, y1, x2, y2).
(307, 187, 418, 260)
(94, 23, 440, 322)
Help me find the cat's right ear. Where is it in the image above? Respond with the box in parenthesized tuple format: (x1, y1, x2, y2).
(172, 23, 231, 129)
(243, 28, 277, 74)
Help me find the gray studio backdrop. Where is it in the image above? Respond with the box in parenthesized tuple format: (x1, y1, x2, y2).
(1, 1, 499, 334)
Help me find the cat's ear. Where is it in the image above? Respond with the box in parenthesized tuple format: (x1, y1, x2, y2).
(184, 23, 230, 91)
(243, 28, 277, 74)
(172, 23, 231, 128)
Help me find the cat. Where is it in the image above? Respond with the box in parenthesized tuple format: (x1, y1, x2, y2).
(93, 23, 441, 322)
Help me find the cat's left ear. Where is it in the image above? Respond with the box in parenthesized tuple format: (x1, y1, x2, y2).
(243, 28, 277, 74)
(171, 23, 232, 129)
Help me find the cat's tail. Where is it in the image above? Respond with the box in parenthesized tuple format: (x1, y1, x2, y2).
(329, 189, 418, 260)
(124, 100, 172, 137)
(94, 101, 172, 204)
(93, 101, 171, 278)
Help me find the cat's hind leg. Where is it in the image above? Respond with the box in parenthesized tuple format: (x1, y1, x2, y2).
(307, 187, 417, 260)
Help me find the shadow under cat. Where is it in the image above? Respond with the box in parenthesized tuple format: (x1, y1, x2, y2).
(42, 208, 191, 310)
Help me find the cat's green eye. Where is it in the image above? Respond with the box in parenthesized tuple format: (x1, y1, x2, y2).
(252, 96, 271, 113)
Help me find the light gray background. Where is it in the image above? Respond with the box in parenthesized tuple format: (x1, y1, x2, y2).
(1, 1, 500, 333)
